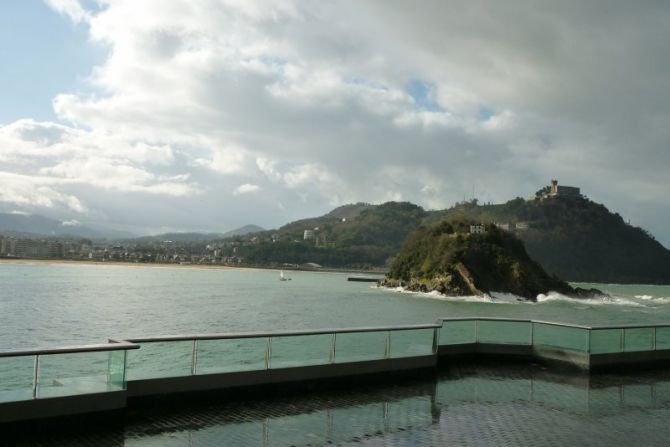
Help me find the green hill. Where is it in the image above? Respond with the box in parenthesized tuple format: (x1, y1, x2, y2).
(381, 221, 589, 300)
(228, 202, 426, 268)
(213, 188, 670, 284)
(430, 196, 670, 284)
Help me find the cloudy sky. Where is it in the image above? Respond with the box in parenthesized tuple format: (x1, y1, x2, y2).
(1, 1, 669, 244)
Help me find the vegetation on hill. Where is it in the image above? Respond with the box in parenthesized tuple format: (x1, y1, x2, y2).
(141, 186, 669, 285)
(381, 221, 596, 301)
(430, 197, 670, 284)
(228, 202, 426, 268)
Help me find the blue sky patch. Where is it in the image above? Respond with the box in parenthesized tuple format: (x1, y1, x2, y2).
(406, 79, 443, 112)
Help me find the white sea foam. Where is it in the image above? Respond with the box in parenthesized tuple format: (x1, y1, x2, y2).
(379, 285, 670, 308)
(536, 292, 655, 308)
(382, 286, 516, 304)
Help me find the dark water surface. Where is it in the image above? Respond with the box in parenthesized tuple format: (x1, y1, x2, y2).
(7, 361, 670, 447)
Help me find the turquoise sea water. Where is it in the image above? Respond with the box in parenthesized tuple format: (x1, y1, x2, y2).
(1, 262, 670, 351)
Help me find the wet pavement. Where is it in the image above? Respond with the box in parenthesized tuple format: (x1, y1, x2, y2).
(8, 361, 670, 446)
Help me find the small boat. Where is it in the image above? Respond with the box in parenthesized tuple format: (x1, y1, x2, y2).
(279, 270, 291, 281)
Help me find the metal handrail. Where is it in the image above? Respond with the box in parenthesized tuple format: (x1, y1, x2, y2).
(587, 323, 670, 330)
(0, 341, 139, 358)
(441, 317, 588, 330)
(123, 323, 442, 344)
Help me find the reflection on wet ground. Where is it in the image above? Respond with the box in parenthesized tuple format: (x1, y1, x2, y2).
(8, 361, 670, 446)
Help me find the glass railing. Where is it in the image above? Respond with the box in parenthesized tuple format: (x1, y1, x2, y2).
(590, 325, 662, 354)
(439, 318, 670, 355)
(5, 320, 670, 408)
(533, 321, 589, 352)
(0, 341, 137, 403)
(124, 324, 439, 381)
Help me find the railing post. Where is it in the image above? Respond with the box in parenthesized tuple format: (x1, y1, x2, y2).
(475, 320, 479, 343)
(653, 327, 657, 351)
(530, 322, 535, 346)
(191, 339, 198, 376)
(620, 329, 625, 353)
(329, 333, 337, 364)
(122, 350, 128, 386)
(384, 331, 391, 359)
(32, 354, 40, 399)
(432, 327, 439, 355)
(265, 337, 273, 369)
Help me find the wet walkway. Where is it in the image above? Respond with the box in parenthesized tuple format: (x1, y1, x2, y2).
(8, 361, 670, 446)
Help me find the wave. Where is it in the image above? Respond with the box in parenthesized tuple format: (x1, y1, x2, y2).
(381, 286, 670, 308)
(381, 286, 518, 304)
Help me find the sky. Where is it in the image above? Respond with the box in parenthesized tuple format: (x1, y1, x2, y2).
(0, 1, 669, 245)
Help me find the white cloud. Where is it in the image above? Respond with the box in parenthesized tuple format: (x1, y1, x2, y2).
(0, 173, 88, 213)
(61, 219, 81, 226)
(0, 0, 667, 243)
(195, 146, 247, 174)
(233, 183, 261, 195)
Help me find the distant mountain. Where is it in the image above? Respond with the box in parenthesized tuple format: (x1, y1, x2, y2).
(131, 224, 266, 243)
(324, 203, 373, 219)
(221, 224, 265, 238)
(0, 213, 134, 240)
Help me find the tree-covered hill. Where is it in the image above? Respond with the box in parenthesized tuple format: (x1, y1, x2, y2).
(227, 202, 427, 268)
(431, 197, 670, 284)
(212, 191, 670, 284)
(382, 221, 583, 300)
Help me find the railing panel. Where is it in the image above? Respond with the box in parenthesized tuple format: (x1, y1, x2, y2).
(127, 341, 192, 380)
(532, 323, 589, 352)
(334, 331, 387, 363)
(590, 329, 622, 354)
(196, 338, 267, 374)
(38, 351, 121, 399)
(390, 329, 434, 358)
(655, 327, 670, 350)
(439, 320, 476, 345)
(477, 320, 531, 345)
(270, 334, 332, 368)
(623, 328, 654, 352)
(108, 350, 127, 388)
(0, 356, 34, 403)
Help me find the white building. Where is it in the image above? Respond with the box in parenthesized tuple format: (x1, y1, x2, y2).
(469, 224, 487, 235)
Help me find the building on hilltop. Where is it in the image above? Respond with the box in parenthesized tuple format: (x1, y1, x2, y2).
(537, 179, 582, 200)
(550, 179, 581, 198)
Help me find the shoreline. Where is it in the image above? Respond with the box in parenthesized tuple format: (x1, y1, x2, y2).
(0, 258, 387, 275)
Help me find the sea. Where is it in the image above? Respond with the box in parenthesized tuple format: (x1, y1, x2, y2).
(1, 261, 670, 351)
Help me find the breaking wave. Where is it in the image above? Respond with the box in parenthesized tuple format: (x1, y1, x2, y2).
(381, 286, 670, 308)
(536, 292, 645, 307)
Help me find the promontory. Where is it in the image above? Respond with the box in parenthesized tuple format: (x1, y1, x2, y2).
(380, 221, 599, 301)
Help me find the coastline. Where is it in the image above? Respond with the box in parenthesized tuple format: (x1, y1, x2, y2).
(0, 258, 387, 275)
